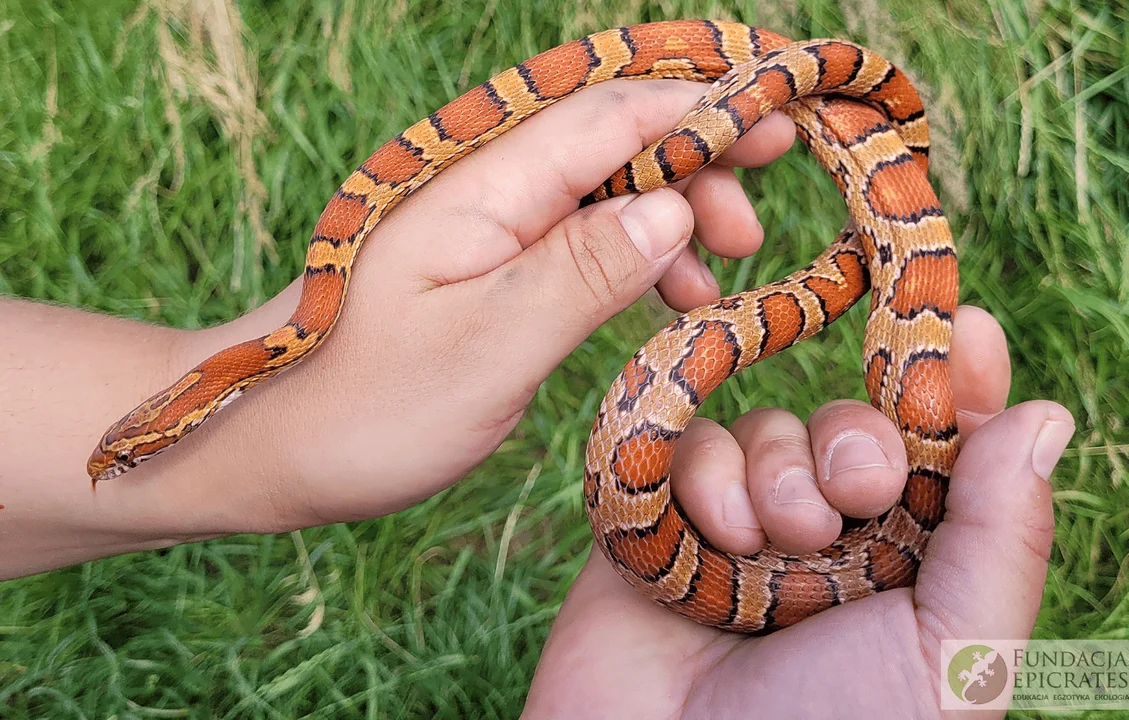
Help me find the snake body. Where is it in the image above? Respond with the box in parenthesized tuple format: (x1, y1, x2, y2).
(89, 21, 958, 634)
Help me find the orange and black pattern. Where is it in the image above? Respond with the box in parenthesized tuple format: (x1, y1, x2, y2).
(88, 21, 958, 636)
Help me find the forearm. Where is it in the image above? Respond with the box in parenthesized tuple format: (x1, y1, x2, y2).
(0, 294, 299, 579)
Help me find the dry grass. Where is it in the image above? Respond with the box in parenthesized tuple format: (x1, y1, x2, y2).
(126, 0, 276, 296)
(0, 0, 1124, 716)
(839, 0, 969, 210)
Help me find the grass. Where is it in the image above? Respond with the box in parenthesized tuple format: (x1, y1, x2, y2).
(0, 0, 1126, 716)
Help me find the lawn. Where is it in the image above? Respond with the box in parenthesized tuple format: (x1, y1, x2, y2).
(1, 0, 1126, 717)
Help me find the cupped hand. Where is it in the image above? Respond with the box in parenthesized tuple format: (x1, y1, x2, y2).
(522, 307, 1074, 720)
(142, 78, 795, 530)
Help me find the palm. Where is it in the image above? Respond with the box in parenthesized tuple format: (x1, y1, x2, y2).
(524, 313, 1065, 719)
(527, 550, 931, 718)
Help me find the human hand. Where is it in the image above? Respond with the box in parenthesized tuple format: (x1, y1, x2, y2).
(522, 307, 1074, 720)
(107, 79, 796, 532)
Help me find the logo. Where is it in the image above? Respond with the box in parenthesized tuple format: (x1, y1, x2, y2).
(942, 639, 1129, 710)
(947, 644, 1009, 705)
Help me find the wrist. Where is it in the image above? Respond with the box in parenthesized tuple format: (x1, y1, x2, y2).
(0, 294, 320, 580)
(0, 301, 220, 577)
(155, 293, 311, 536)
(82, 324, 267, 551)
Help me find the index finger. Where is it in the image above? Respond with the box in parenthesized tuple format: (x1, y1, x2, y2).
(384, 79, 795, 277)
(949, 305, 1011, 437)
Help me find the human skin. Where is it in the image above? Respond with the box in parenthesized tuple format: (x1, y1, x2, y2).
(522, 316, 1071, 720)
(0, 78, 1071, 718)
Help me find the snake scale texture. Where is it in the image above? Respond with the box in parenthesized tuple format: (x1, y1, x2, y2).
(89, 20, 958, 634)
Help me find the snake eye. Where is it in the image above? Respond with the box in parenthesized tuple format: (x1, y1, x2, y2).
(116, 452, 131, 465)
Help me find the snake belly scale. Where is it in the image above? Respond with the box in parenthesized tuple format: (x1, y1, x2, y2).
(89, 21, 959, 634)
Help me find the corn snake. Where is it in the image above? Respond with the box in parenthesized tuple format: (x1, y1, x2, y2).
(89, 20, 958, 634)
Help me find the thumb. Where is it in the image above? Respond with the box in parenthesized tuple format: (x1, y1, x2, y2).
(490, 187, 693, 375)
(914, 400, 1073, 645)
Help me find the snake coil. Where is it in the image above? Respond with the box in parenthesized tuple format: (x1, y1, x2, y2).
(89, 21, 957, 635)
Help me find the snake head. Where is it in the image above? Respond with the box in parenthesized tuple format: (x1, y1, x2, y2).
(86, 373, 204, 484)
(87, 424, 178, 484)
(87, 446, 134, 485)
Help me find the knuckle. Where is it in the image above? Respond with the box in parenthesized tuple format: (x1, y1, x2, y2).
(812, 398, 876, 420)
(756, 432, 815, 461)
(600, 87, 629, 108)
(811, 399, 890, 434)
(583, 84, 636, 129)
(560, 212, 638, 310)
(689, 434, 734, 459)
(579, 82, 667, 157)
(1017, 513, 1055, 564)
(733, 407, 806, 441)
(1016, 493, 1056, 562)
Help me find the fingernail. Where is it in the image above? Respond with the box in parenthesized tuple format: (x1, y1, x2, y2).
(723, 482, 759, 529)
(1032, 417, 1074, 480)
(773, 469, 831, 513)
(620, 189, 689, 261)
(827, 433, 892, 483)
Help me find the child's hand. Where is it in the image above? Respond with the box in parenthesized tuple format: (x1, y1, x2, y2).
(155, 78, 796, 531)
